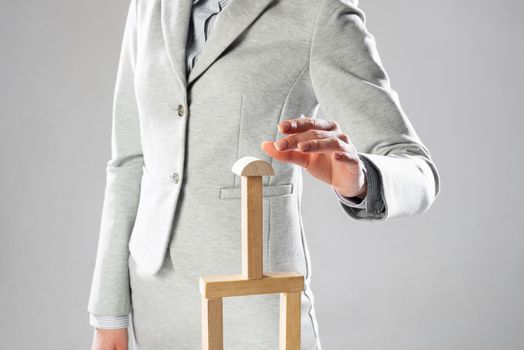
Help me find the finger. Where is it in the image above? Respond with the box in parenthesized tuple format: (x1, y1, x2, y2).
(278, 115, 339, 134)
(297, 137, 353, 154)
(260, 141, 310, 168)
(337, 132, 351, 144)
(275, 129, 337, 151)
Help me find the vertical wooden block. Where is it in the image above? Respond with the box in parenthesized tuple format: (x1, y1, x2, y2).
(202, 297, 223, 350)
(279, 292, 301, 350)
(241, 175, 263, 279)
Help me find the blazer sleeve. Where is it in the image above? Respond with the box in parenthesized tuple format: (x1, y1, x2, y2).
(87, 0, 143, 317)
(309, 0, 441, 221)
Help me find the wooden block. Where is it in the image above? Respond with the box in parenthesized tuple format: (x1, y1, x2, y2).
(242, 176, 263, 280)
(200, 272, 304, 298)
(201, 157, 303, 349)
(202, 297, 223, 350)
(279, 292, 301, 350)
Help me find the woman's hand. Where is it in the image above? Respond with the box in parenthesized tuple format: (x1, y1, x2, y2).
(91, 328, 128, 350)
(261, 115, 367, 199)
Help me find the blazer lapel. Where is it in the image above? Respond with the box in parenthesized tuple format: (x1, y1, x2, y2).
(186, 0, 276, 86)
(161, 0, 193, 89)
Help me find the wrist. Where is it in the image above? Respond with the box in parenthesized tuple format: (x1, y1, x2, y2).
(353, 180, 368, 200)
(353, 159, 368, 199)
(332, 181, 367, 199)
(334, 163, 368, 199)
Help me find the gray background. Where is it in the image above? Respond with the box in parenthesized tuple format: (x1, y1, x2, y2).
(1, 0, 522, 349)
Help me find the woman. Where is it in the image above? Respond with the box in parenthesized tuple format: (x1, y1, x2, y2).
(88, 0, 441, 348)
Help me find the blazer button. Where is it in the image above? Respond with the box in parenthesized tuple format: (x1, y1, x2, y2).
(176, 104, 185, 117)
(170, 172, 180, 184)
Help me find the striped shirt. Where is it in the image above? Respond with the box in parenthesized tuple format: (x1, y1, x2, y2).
(90, 0, 384, 330)
(185, 0, 231, 74)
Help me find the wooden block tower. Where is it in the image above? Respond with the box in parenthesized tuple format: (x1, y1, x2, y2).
(200, 156, 304, 349)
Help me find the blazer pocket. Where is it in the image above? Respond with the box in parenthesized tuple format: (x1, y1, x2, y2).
(218, 183, 294, 272)
(218, 183, 294, 199)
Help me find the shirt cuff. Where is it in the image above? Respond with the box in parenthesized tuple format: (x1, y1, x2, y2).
(331, 185, 368, 209)
(89, 313, 130, 329)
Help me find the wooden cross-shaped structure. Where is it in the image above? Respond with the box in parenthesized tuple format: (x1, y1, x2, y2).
(200, 156, 304, 349)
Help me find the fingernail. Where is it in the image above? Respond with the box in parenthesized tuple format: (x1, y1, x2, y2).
(279, 122, 290, 131)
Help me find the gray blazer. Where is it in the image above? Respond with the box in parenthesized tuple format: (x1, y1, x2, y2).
(87, 0, 441, 342)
